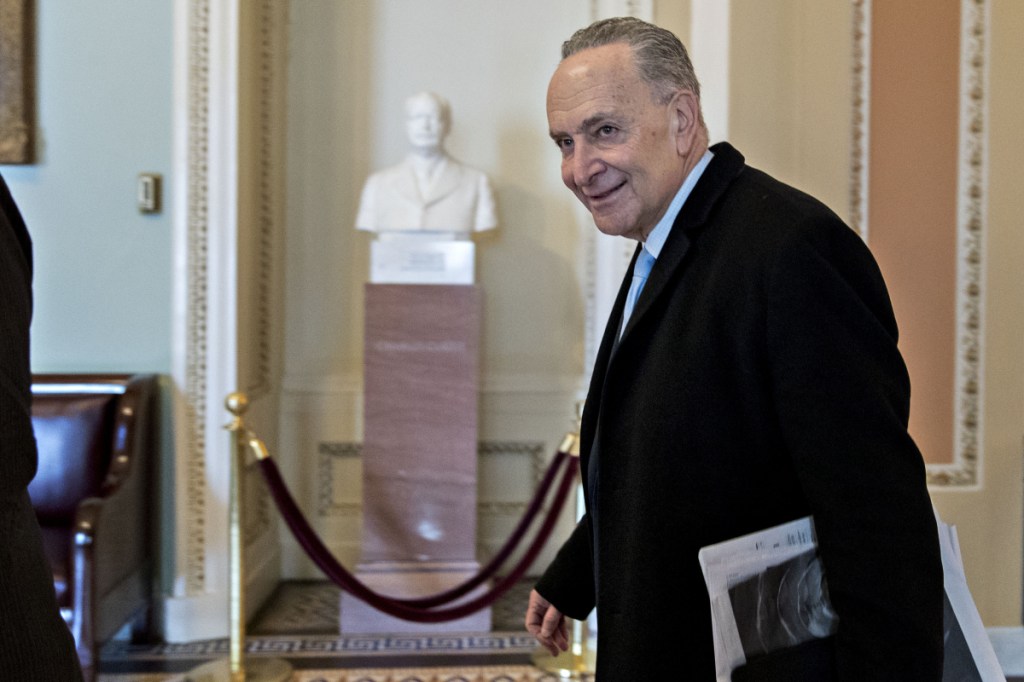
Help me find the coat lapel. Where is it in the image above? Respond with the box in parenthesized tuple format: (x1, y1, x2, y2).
(617, 143, 746, 345)
(581, 143, 747, 452)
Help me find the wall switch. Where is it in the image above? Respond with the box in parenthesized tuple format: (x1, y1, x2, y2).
(137, 173, 161, 213)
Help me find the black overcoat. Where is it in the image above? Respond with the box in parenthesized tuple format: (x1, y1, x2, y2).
(0, 173, 83, 680)
(536, 143, 943, 680)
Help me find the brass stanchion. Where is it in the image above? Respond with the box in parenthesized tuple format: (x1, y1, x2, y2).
(531, 403, 596, 679)
(185, 393, 292, 682)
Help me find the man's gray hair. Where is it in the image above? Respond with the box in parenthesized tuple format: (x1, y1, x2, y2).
(561, 17, 701, 105)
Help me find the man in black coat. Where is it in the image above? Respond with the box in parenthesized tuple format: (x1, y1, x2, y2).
(0, 172, 84, 680)
(524, 17, 943, 680)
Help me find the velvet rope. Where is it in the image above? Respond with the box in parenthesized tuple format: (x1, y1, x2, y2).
(256, 449, 579, 623)
(400, 447, 569, 609)
(256, 446, 567, 608)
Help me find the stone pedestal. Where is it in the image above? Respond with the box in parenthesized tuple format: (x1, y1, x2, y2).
(340, 284, 490, 633)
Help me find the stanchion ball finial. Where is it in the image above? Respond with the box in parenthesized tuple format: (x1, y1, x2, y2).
(225, 392, 249, 417)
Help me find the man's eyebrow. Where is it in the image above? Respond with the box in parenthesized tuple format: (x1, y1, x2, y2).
(549, 113, 618, 141)
(581, 113, 615, 130)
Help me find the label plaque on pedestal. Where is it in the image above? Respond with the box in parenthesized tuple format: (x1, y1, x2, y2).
(341, 283, 490, 633)
(369, 237, 474, 285)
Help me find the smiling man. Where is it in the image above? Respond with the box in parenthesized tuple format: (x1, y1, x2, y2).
(525, 17, 943, 681)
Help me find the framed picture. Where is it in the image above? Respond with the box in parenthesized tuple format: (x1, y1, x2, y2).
(0, 0, 34, 164)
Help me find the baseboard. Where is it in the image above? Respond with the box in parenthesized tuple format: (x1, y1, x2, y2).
(160, 545, 281, 643)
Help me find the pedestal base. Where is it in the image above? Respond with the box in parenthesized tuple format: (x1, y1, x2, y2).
(339, 561, 491, 634)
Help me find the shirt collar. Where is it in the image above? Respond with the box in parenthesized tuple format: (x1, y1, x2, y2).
(642, 149, 714, 259)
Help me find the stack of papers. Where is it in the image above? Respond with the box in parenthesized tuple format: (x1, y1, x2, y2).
(699, 513, 1007, 681)
(937, 513, 1006, 681)
(699, 516, 837, 681)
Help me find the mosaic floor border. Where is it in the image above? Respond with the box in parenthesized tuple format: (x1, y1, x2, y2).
(99, 666, 593, 682)
(103, 633, 538, 660)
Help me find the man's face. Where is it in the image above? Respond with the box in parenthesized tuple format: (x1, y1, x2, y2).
(406, 96, 447, 152)
(547, 43, 692, 242)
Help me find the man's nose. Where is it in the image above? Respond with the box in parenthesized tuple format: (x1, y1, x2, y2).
(568, 143, 603, 187)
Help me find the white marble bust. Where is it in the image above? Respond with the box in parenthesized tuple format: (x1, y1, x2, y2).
(355, 92, 497, 238)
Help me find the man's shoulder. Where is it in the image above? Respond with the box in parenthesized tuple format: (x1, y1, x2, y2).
(733, 165, 837, 222)
(705, 143, 839, 222)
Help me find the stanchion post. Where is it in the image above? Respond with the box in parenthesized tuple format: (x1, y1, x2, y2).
(185, 393, 291, 682)
(227, 392, 246, 681)
(532, 402, 597, 678)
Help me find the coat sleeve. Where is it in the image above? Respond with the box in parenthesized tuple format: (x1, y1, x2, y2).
(533, 514, 596, 620)
(764, 218, 944, 680)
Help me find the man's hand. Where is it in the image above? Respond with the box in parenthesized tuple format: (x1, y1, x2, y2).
(524, 588, 570, 656)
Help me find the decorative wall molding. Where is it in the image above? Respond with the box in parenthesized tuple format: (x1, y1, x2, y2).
(174, 0, 284, 601)
(246, 0, 277, 399)
(281, 372, 582, 399)
(182, 0, 212, 594)
(478, 441, 548, 519)
(943, 0, 988, 488)
(317, 441, 361, 518)
(315, 440, 548, 520)
(852, 0, 988, 487)
(849, 0, 870, 241)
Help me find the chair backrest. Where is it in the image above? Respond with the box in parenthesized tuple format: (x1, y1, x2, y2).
(28, 379, 128, 525)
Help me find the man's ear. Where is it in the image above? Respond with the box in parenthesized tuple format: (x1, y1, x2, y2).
(671, 90, 701, 155)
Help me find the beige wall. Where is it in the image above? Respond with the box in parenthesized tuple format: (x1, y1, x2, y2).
(728, 0, 853, 216)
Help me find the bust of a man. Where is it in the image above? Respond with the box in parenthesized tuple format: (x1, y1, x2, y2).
(355, 92, 497, 237)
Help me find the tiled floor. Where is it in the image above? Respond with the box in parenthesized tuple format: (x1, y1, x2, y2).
(102, 581, 1023, 680)
(249, 580, 531, 635)
(100, 580, 547, 678)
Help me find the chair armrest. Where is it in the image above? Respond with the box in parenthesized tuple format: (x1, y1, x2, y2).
(71, 499, 99, 672)
(100, 375, 156, 495)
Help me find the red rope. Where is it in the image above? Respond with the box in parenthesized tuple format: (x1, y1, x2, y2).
(256, 450, 578, 622)
(401, 447, 569, 608)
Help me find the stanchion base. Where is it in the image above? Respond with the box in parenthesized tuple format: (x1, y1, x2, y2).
(184, 657, 292, 682)
(531, 646, 597, 680)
